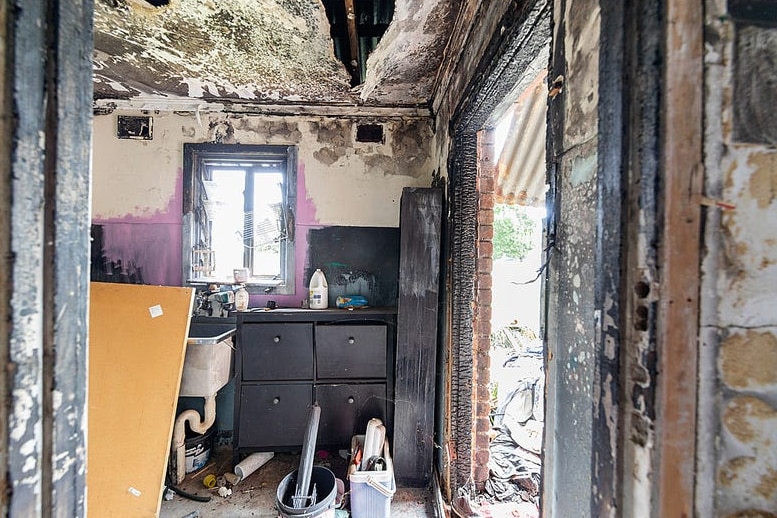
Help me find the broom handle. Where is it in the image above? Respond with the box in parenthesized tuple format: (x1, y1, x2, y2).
(295, 403, 321, 501)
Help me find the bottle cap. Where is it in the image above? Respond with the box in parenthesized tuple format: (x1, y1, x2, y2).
(203, 474, 217, 488)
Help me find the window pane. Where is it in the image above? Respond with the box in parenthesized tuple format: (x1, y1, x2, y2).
(183, 143, 296, 294)
(208, 169, 247, 279)
(251, 171, 284, 278)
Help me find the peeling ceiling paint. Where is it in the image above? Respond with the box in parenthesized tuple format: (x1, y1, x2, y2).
(93, 0, 460, 107)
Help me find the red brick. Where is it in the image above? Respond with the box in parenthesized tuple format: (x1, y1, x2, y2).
(477, 241, 493, 258)
(477, 257, 492, 274)
(479, 175, 495, 192)
(478, 224, 493, 241)
(476, 274, 492, 290)
(479, 194, 495, 211)
(478, 211, 493, 227)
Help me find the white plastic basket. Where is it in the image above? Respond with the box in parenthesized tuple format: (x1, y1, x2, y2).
(349, 435, 395, 518)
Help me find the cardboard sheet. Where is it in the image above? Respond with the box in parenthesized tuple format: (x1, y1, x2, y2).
(88, 282, 194, 517)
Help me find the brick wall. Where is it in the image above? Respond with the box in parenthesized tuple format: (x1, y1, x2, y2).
(472, 129, 496, 488)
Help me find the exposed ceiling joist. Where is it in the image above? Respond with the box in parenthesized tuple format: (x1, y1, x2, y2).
(344, 0, 362, 85)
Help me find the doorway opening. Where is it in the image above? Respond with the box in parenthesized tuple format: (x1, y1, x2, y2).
(487, 201, 544, 512)
(443, 2, 551, 511)
(476, 70, 548, 516)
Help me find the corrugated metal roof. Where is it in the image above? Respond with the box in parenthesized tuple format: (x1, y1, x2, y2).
(494, 70, 548, 207)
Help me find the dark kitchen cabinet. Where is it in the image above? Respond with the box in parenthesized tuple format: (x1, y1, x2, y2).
(233, 308, 396, 461)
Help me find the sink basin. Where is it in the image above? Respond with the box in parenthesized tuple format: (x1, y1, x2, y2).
(187, 323, 236, 345)
(180, 320, 236, 397)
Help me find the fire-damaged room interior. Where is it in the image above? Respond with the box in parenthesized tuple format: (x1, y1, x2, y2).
(2, 0, 777, 517)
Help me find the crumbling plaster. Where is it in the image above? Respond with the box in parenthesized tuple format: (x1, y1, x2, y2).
(94, 0, 459, 107)
(701, 3, 777, 515)
(92, 111, 433, 226)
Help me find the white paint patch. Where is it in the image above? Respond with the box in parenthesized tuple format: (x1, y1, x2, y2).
(183, 78, 205, 98)
(53, 451, 77, 482)
(20, 439, 36, 456)
(572, 273, 581, 287)
(108, 81, 129, 92)
(11, 389, 34, 441)
(52, 389, 63, 411)
(22, 453, 37, 473)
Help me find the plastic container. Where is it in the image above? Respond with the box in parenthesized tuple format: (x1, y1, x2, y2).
(233, 268, 249, 283)
(308, 269, 328, 310)
(235, 285, 249, 311)
(349, 435, 395, 518)
(275, 466, 337, 517)
(184, 427, 215, 474)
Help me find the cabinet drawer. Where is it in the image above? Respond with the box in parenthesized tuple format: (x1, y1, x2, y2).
(241, 323, 313, 380)
(315, 383, 386, 447)
(316, 325, 387, 379)
(238, 384, 312, 448)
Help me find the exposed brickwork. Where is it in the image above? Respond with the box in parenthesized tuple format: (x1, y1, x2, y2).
(470, 129, 496, 490)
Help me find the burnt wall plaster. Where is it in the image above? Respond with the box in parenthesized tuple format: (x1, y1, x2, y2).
(93, 0, 458, 107)
(543, 0, 608, 515)
(702, 2, 777, 516)
(733, 24, 777, 145)
(545, 143, 598, 515)
(91, 110, 433, 300)
(358, 0, 460, 104)
(94, 0, 351, 102)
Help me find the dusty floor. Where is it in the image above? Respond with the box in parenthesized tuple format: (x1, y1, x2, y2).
(159, 445, 438, 518)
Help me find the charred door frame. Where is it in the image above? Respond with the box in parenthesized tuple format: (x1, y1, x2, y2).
(445, 0, 551, 490)
(3, 1, 94, 516)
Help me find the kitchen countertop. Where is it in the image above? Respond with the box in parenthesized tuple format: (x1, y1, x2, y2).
(236, 306, 397, 323)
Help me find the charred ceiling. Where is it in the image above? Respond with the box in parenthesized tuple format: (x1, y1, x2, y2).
(93, 0, 460, 109)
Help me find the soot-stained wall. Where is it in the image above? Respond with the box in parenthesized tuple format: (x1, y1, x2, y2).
(701, 6, 777, 515)
(91, 110, 432, 307)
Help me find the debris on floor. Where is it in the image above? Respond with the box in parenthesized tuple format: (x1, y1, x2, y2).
(484, 326, 544, 516)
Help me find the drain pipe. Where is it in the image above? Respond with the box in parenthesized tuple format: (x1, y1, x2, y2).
(171, 394, 217, 485)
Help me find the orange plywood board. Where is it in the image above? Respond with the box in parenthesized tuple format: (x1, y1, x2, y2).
(88, 282, 194, 517)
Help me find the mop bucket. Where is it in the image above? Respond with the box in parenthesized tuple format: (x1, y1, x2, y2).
(276, 466, 338, 518)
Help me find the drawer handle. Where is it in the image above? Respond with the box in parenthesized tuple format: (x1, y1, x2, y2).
(348, 337, 355, 344)
(347, 396, 355, 404)
(272, 397, 281, 405)
(273, 336, 281, 343)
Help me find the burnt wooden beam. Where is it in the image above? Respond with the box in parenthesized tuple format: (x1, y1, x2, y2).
(343, 0, 361, 84)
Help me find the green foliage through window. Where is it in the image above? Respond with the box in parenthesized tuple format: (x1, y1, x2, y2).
(493, 204, 535, 261)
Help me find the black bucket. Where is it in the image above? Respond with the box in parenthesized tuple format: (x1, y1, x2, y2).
(184, 427, 215, 474)
(276, 466, 337, 518)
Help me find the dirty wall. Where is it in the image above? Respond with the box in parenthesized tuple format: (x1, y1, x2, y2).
(428, 0, 549, 495)
(542, 0, 601, 514)
(700, 2, 777, 515)
(91, 110, 433, 304)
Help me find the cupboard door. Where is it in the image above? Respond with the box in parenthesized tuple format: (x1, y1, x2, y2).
(316, 325, 387, 379)
(315, 384, 386, 447)
(238, 383, 312, 448)
(241, 323, 313, 380)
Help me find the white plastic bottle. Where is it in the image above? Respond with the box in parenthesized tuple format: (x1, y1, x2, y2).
(234, 285, 249, 311)
(308, 269, 328, 309)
